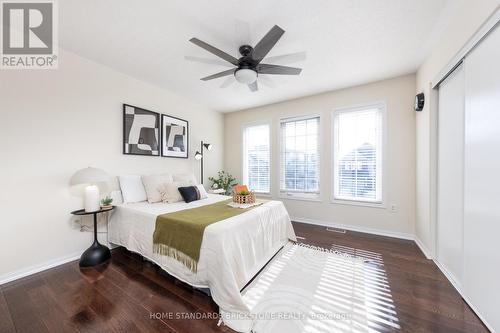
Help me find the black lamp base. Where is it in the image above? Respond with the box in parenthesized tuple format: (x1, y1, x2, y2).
(79, 241, 111, 267)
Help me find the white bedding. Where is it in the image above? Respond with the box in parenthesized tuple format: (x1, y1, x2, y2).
(108, 194, 296, 332)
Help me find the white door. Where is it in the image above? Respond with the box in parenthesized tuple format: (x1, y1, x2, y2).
(463, 23, 500, 332)
(437, 64, 465, 287)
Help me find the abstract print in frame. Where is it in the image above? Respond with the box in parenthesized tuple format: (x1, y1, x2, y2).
(161, 114, 188, 158)
(123, 104, 160, 156)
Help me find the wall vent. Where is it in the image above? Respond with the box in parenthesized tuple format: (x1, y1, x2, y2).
(326, 227, 346, 234)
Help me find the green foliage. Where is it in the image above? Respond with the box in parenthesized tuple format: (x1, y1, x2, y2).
(101, 196, 113, 206)
(238, 190, 250, 196)
(208, 170, 238, 195)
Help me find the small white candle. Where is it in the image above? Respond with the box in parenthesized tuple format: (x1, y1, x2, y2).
(84, 185, 100, 212)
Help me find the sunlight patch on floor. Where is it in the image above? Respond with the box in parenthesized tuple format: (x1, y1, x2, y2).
(241, 242, 401, 332)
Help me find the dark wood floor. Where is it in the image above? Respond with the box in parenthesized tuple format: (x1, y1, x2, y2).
(0, 222, 489, 333)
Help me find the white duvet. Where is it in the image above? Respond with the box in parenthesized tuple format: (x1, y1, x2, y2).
(108, 194, 296, 332)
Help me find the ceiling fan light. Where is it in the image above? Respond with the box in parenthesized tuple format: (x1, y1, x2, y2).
(234, 68, 257, 84)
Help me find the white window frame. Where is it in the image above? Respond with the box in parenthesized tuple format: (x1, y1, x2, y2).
(242, 121, 272, 195)
(279, 114, 321, 201)
(331, 102, 387, 208)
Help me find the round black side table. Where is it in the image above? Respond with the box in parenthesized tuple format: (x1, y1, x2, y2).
(71, 207, 114, 267)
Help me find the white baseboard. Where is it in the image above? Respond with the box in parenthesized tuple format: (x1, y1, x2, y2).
(433, 259, 462, 293)
(291, 216, 414, 240)
(292, 217, 435, 260)
(0, 251, 82, 285)
(414, 236, 433, 259)
(433, 259, 495, 333)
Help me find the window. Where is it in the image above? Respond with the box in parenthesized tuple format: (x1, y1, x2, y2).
(280, 116, 320, 199)
(243, 123, 270, 193)
(333, 105, 384, 204)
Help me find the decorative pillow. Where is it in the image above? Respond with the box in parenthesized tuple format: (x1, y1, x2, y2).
(177, 185, 209, 203)
(118, 175, 147, 203)
(196, 184, 208, 199)
(158, 181, 190, 203)
(172, 173, 198, 185)
(109, 190, 124, 205)
(141, 173, 173, 203)
(177, 186, 200, 203)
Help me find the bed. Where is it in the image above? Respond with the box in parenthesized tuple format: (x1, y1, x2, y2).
(108, 193, 296, 332)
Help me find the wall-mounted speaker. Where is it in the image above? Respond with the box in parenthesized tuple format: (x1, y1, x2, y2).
(415, 93, 425, 111)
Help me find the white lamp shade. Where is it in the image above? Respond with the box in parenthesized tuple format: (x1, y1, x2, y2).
(70, 167, 109, 186)
(70, 168, 109, 212)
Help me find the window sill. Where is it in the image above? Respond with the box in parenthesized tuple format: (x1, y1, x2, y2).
(280, 194, 322, 203)
(330, 198, 385, 209)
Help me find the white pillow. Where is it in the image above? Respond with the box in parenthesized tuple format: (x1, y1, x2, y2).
(119, 175, 148, 203)
(142, 173, 173, 203)
(109, 190, 123, 205)
(172, 173, 198, 185)
(196, 184, 208, 199)
(158, 181, 191, 203)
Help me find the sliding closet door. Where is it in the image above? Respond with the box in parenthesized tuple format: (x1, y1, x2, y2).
(463, 24, 500, 332)
(437, 65, 464, 287)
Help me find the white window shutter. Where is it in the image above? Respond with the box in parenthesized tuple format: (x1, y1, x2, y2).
(333, 107, 383, 203)
(280, 116, 320, 198)
(243, 124, 270, 193)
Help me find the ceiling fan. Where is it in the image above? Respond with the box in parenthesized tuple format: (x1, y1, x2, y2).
(188, 25, 303, 92)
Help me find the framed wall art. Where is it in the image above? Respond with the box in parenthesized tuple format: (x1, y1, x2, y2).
(161, 114, 189, 158)
(123, 104, 160, 156)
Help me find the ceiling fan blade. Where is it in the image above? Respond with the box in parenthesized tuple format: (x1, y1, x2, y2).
(258, 75, 276, 88)
(248, 81, 258, 92)
(257, 64, 302, 75)
(189, 38, 239, 66)
(220, 76, 236, 88)
(184, 56, 234, 68)
(264, 51, 306, 65)
(252, 25, 285, 64)
(200, 69, 235, 81)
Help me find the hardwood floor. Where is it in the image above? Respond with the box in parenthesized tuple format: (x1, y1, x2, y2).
(0, 222, 489, 333)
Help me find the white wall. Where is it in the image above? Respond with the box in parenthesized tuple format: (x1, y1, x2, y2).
(224, 74, 416, 238)
(0, 49, 224, 282)
(415, 0, 500, 255)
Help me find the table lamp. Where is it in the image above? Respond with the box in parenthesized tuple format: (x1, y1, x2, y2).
(70, 167, 110, 212)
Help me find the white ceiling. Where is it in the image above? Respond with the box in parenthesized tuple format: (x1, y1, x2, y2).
(59, 0, 448, 112)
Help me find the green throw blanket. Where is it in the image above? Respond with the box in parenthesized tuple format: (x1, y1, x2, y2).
(153, 199, 263, 272)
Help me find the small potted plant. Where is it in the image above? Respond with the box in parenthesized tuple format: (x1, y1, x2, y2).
(233, 185, 255, 204)
(100, 196, 113, 209)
